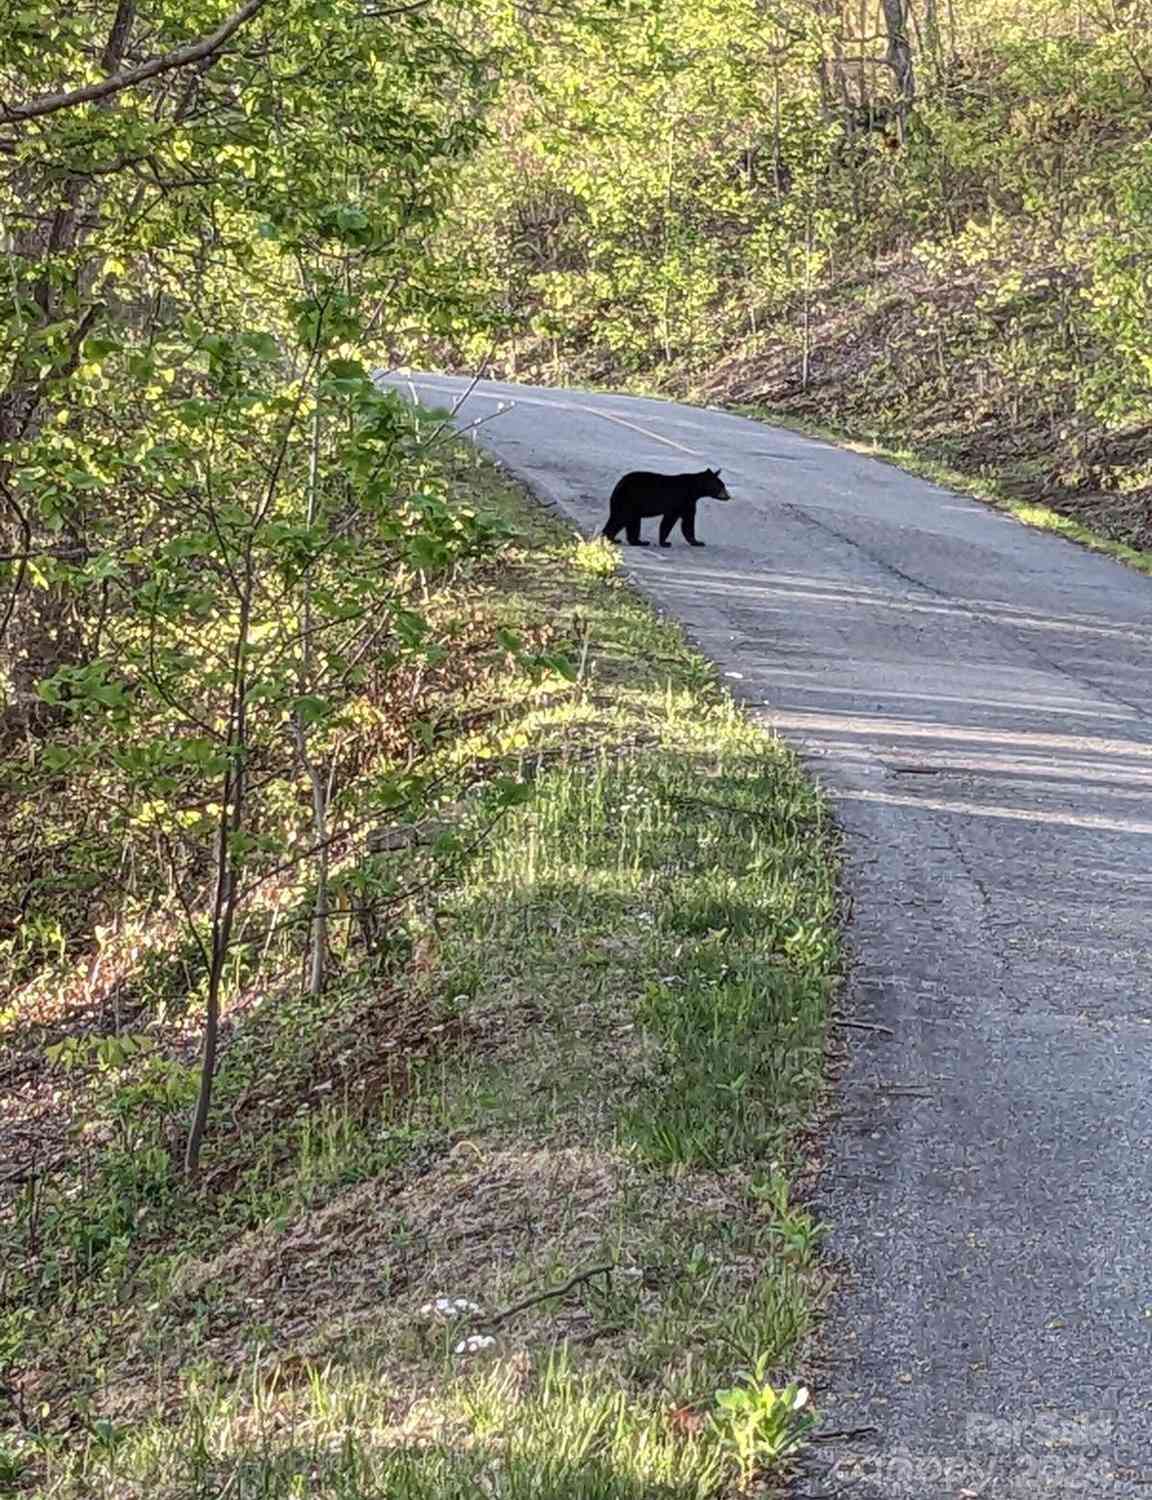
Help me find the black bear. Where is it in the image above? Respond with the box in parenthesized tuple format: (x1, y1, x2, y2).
(601, 468, 730, 547)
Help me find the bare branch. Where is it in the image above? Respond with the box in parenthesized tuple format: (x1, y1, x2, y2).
(2, 0, 273, 125)
(362, 0, 432, 14)
(479, 1265, 616, 1328)
(0, 548, 92, 564)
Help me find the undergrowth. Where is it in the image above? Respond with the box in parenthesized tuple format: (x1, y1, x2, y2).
(1, 458, 838, 1498)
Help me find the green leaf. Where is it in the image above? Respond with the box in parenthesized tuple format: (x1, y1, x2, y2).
(490, 777, 533, 807)
(40, 745, 78, 771)
(325, 358, 368, 382)
(242, 331, 281, 361)
(81, 335, 122, 361)
(292, 695, 330, 725)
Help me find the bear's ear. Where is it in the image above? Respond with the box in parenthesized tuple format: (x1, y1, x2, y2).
(715, 468, 723, 477)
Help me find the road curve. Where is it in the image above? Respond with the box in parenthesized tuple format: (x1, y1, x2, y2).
(382, 372, 1152, 1499)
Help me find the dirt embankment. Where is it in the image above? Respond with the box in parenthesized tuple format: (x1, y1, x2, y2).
(696, 253, 1152, 552)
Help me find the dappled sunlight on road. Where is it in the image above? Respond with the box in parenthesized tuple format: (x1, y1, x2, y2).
(841, 788, 1152, 838)
(640, 559, 1152, 851)
(659, 564, 1152, 644)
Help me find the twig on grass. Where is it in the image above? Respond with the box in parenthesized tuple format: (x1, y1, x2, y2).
(569, 1323, 626, 1346)
(809, 1425, 879, 1442)
(480, 1265, 615, 1328)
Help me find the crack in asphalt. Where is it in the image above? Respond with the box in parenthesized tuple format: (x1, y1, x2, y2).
(926, 808, 1015, 985)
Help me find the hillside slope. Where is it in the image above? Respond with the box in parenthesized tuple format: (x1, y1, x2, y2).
(2, 455, 837, 1497)
(703, 244, 1152, 554)
(418, 0, 1152, 554)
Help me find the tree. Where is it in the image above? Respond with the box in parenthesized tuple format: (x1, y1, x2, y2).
(1, 0, 497, 1177)
(0, 0, 278, 723)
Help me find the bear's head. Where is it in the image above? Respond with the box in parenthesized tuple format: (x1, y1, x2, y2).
(702, 468, 730, 501)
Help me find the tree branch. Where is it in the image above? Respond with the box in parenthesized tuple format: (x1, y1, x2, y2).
(2, 0, 273, 124)
(0, 547, 92, 564)
(100, 0, 138, 74)
(479, 1266, 616, 1328)
(362, 0, 433, 14)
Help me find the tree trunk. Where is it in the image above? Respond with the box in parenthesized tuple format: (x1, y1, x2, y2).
(881, 0, 915, 143)
(0, 191, 94, 737)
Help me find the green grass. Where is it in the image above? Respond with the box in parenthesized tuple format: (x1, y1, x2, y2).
(3, 462, 838, 1499)
(733, 403, 1152, 578)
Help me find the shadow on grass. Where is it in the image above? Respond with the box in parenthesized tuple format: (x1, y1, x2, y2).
(440, 748, 835, 1173)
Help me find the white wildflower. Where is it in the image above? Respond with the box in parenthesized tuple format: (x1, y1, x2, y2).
(454, 1335, 497, 1354)
(420, 1297, 482, 1319)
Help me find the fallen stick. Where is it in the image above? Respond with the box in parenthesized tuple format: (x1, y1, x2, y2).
(481, 1265, 616, 1328)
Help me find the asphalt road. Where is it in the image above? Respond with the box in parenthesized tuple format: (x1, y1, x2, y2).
(382, 372, 1152, 1499)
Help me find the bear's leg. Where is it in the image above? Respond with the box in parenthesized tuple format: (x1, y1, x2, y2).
(681, 500, 705, 547)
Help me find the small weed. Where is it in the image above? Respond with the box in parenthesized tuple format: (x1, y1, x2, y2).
(571, 535, 621, 578)
(0, 1444, 29, 1487)
(710, 1355, 814, 1487)
(752, 1171, 829, 1262)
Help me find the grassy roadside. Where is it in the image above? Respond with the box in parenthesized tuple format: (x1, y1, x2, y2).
(2, 450, 839, 1498)
(729, 403, 1152, 579)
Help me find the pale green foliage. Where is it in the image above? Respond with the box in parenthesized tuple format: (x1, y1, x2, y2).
(571, 535, 620, 577)
(0, 0, 511, 1182)
(1083, 142, 1152, 423)
(440, 0, 835, 371)
(711, 1356, 814, 1485)
(418, 0, 1152, 482)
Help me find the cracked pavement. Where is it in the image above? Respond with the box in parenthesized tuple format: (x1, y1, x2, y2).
(382, 372, 1152, 1499)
